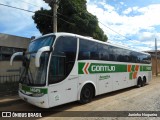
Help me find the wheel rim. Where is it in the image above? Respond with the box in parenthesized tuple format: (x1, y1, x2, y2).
(83, 88, 91, 98)
(81, 86, 93, 103)
(137, 79, 142, 87)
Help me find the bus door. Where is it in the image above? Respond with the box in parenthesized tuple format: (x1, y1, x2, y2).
(48, 36, 78, 107)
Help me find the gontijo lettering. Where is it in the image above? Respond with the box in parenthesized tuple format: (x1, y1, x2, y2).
(92, 65, 115, 72)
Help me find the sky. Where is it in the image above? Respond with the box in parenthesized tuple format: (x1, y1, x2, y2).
(0, 0, 160, 51)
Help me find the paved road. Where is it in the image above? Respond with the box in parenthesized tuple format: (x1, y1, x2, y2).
(1, 76, 160, 120)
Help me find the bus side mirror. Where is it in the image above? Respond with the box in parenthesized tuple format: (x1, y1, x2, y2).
(10, 52, 23, 66)
(35, 46, 51, 67)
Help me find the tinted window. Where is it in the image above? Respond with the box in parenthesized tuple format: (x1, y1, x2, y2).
(130, 52, 139, 63)
(28, 36, 55, 52)
(97, 43, 109, 61)
(144, 55, 151, 64)
(108, 46, 117, 61)
(48, 36, 77, 84)
(78, 39, 151, 64)
(78, 39, 98, 60)
(136, 53, 151, 64)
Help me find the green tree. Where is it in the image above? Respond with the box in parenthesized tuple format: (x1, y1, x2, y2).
(32, 0, 108, 42)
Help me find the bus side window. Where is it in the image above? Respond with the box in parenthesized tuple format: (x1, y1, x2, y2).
(78, 51, 90, 60)
(78, 39, 98, 60)
(97, 43, 109, 61)
(108, 46, 115, 61)
(48, 36, 77, 84)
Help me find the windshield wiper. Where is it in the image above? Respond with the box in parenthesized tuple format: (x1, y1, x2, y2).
(20, 55, 34, 85)
(28, 67, 34, 84)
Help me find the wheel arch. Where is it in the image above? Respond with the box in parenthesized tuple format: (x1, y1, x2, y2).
(137, 76, 142, 80)
(137, 76, 142, 87)
(77, 81, 96, 100)
(142, 75, 147, 85)
(143, 75, 147, 81)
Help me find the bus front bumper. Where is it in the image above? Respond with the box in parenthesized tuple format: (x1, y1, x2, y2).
(19, 91, 49, 108)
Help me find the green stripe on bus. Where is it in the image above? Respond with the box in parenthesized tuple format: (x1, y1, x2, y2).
(21, 85, 48, 94)
(131, 65, 135, 72)
(129, 72, 133, 80)
(140, 66, 152, 71)
(140, 66, 143, 71)
(78, 62, 127, 74)
(78, 62, 85, 74)
(78, 62, 152, 74)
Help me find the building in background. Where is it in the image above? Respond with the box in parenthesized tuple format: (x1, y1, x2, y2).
(0, 33, 30, 76)
(146, 50, 160, 75)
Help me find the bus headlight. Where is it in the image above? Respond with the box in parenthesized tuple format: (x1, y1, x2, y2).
(32, 93, 44, 97)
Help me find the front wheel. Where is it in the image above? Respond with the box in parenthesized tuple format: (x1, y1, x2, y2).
(80, 85, 93, 104)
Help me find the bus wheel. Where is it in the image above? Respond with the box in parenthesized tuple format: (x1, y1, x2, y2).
(142, 76, 147, 86)
(137, 77, 142, 88)
(80, 84, 93, 104)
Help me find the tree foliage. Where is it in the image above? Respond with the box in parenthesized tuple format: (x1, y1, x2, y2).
(32, 0, 108, 42)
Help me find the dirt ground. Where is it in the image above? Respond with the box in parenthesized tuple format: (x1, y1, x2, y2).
(41, 76, 160, 120)
(1, 76, 160, 120)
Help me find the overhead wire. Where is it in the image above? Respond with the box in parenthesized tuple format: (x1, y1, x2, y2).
(18, 0, 43, 8)
(57, 12, 73, 21)
(98, 21, 131, 40)
(57, 17, 75, 26)
(0, 2, 75, 26)
(0, 2, 131, 40)
(58, 11, 131, 40)
(0, 3, 53, 18)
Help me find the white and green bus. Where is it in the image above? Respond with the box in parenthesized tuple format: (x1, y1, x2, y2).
(10, 32, 152, 108)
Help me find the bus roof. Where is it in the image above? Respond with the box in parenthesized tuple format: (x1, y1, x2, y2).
(33, 32, 150, 56)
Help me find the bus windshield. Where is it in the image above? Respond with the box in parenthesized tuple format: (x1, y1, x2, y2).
(19, 35, 55, 86)
(28, 35, 54, 53)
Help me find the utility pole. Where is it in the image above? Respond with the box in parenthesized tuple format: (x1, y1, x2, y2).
(53, 0, 57, 32)
(44, 0, 58, 32)
(155, 38, 158, 76)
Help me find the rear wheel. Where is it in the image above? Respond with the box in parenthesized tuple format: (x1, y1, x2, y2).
(142, 76, 147, 86)
(137, 77, 142, 88)
(80, 85, 93, 104)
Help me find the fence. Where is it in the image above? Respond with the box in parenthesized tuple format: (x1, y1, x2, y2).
(0, 75, 20, 96)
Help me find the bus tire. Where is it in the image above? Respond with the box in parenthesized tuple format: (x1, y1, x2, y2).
(142, 76, 147, 86)
(80, 84, 94, 104)
(137, 77, 142, 88)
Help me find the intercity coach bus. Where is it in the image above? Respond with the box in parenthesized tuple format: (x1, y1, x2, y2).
(10, 33, 152, 108)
